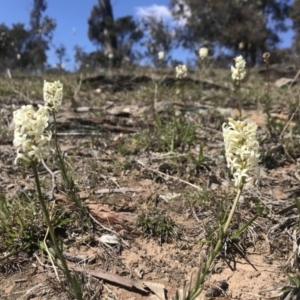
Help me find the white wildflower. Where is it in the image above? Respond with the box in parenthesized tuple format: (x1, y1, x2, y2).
(175, 64, 187, 79)
(108, 52, 114, 59)
(13, 105, 52, 164)
(222, 118, 259, 187)
(16, 53, 21, 60)
(158, 51, 164, 60)
(231, 55, 246, 81)
(199, 47, 208, 59)
(43, 80, 63, 112)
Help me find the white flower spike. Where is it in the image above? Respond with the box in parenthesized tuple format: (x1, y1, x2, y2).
(199, 47, 208, 59)
(13, 105, 52, 164)
(222, 118, 259, 187)
(175, 64, 187, 79)
(43, 80, 63, 112)
(231, 55, 246, 81)
(158, 51, 164, 60)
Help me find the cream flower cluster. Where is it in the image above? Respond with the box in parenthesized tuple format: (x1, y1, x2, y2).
(43, 80, 63, 112)
(199, 47, 208, 59)
(222, 118, 259, 187)
(175, 64, 187, 79)
(13, 105, 52, 164)
(158, 51, 164, 60)
(231, 55, 246, 81)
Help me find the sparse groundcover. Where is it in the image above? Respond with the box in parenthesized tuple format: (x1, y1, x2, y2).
(1, 63, 300, 300)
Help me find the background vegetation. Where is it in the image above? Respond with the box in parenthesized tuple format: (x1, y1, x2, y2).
(0, 0, 299, 72)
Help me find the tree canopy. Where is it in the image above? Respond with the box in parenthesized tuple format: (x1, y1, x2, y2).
(0, 0, 296, 71)
(170, 0, 290, 66)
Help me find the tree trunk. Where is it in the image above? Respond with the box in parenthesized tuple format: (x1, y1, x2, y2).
(99, 0, 117, 55)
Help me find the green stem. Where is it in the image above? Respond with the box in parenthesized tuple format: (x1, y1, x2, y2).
(237, 81, 242, 120)
(52, 113, 72, 193)
(32, 162, 82, 299)
(196, 185, 244, 291)
(52, 112, 59, 153)
(264, 62, 274, 139)
(223, 185, 243, 233)
(52, 112, 84, 212)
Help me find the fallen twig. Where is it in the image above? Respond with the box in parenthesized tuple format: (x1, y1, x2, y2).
(135, 159, 202, 191)
(94, 187, 144, 194)
(68, 263, 149, 294)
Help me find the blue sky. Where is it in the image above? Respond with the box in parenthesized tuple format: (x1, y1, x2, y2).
(0, 0, 295, 70)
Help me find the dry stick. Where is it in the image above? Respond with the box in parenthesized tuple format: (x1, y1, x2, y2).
(240, 286, 289, 300)
(57, 132, 105, 136)
(88, 212, 129, 248)
(68, 263, 148, 294)
(109, 177, 134, 200)
(14, 279, 27, 283)
(23, 283, 45, 297)
(136, 159, 202, 191)
(94, 187, 144, 194)
(103, 285, 120, 300)
(43, 227, 60, 280)
(288, 69, 300, 90)
(0, 249, 21, 261)
(34, 252, 55, 269)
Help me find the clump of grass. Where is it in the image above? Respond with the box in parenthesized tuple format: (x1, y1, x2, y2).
(122, 112, 197, 154)
(154, 114, 197, 153)
(137, 210, 180, 243)
(0, 192, 75, 259)
(117, 136, 142, 155)
(280, 274, 300, 299)
(0, 117, 10, 142)
(0, 193, 44, 257)
(187, 145, 211, 173)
